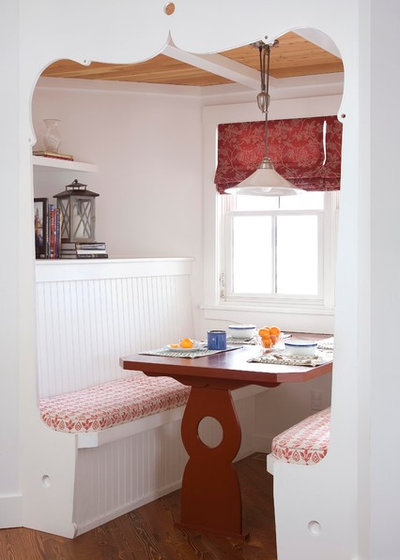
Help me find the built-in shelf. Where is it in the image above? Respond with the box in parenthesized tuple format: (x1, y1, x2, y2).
(32, 155, 98, 174)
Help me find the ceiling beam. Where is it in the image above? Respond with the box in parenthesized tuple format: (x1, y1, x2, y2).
(163, 42, 261, 90)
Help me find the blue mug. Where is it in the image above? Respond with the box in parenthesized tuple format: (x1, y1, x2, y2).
(207, 330, 227, 350)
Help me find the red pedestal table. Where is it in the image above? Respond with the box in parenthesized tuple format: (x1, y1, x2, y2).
(120, 342, 332, 539)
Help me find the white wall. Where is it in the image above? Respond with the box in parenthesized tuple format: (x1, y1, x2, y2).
(369, 2, 400, 557)
(32, 79, 204, 325)
(32, 79, 203, 260)
(0, 0, 22, 526)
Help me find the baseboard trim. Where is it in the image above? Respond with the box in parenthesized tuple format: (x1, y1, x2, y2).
(0, 494, 23, 528)
(76, 479, 183, 536)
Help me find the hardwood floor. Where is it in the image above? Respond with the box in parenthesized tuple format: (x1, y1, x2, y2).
(0, 453, 277, 560)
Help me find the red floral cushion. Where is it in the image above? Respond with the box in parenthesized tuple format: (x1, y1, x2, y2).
(271, 407, 330, 466)
(40, 375, 190, 433)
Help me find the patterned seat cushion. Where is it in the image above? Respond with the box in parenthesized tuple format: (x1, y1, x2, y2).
(40, 375, 190, 433)
(271, 407, 330, 466)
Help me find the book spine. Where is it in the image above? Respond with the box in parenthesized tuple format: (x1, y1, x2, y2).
(75, 243, 107, 250)
(49, 205, 56, 259)
(61, 243, 107, 251)
(76, 249, 107, 255)
(55, 208, 61, 258)
(76, 254, 109, 259)
(44, 199, 50, 259)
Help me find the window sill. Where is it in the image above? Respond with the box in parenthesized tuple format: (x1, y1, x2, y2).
(200, 303, 334, 334)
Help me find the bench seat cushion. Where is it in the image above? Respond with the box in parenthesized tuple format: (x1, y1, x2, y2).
(271, 407, 330, 466)
(40, 375, 190, 433)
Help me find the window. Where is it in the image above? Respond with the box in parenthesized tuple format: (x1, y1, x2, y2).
(218, 189, 338, 310)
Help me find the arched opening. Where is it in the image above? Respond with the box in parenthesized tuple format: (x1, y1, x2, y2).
(26, 25, 345, 551)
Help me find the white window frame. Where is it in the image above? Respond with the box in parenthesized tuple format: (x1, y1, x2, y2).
(218, 190, 338, 310)
(201, 90, 342, 333)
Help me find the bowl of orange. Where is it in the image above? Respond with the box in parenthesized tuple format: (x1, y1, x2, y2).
(258, 326, 282, 351)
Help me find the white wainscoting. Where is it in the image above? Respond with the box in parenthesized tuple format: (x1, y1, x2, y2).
(35, 258, 194, 397)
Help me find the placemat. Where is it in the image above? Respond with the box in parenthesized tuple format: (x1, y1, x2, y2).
(227, 336, 258, 345)
(139, 345, 241, 359)
(317, 337, 334, 351)
(247, 350, 333, 367)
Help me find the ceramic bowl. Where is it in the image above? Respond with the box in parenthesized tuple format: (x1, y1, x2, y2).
(228, 324, 257, 339)
(284, 339, 318, 357)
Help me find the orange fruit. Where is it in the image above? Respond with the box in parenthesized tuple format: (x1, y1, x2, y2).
(261, 335, 273, 348)
(259, 327, 270, 337)
(170, 343, 179, 348)
(180, 338, 194, 348)
(270, 326, 281, 336)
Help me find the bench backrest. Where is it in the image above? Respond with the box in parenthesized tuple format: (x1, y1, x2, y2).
(35, 258, 194, 398)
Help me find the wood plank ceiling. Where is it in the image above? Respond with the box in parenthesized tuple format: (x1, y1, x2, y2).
(41, 32, 343, 86)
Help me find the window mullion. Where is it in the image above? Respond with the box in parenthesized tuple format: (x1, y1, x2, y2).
(272, 215, 277, 294)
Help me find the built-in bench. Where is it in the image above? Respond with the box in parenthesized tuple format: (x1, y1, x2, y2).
(267, 407, 330, 471)
(40, 374, 190, 433)
(265, 407, 331, 560)
(28, 258, 267, 539)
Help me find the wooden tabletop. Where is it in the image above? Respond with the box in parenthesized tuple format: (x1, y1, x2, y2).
(120, 344, 333, 389)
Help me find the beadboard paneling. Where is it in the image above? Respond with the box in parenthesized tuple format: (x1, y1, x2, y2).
(35, 259, 194, 397)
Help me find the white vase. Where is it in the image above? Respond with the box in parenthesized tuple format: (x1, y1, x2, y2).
(43, 118, 61, 153)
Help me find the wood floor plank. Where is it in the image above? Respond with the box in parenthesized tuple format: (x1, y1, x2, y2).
(0, 453, 277, 560)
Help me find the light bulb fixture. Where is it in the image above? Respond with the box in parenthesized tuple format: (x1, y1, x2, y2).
(225, 40, 301, 196)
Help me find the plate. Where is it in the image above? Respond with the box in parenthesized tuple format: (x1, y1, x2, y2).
(166, 342, 205, 352)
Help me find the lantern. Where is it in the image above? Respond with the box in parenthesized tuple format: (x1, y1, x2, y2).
(54, 179, 99, 242)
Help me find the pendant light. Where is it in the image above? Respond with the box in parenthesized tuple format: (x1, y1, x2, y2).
(225, 40, 301, 196)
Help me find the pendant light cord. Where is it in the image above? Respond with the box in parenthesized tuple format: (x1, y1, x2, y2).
(258, 43, 271, 160)
(264, 44, 271, 159)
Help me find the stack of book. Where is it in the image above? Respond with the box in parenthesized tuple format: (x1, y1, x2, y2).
(34, 198, 62, 259)
(33, 150, 74, 161)
(61, 242, 108, 259)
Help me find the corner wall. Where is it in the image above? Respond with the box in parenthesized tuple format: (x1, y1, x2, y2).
(0, 0, 22, 527)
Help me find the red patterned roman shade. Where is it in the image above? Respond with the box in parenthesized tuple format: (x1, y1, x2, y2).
(215, 116, 342, 194)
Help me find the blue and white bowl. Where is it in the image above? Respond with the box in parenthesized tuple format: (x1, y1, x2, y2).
(284, 339, 318, 357)
(228, 324, 256, 339)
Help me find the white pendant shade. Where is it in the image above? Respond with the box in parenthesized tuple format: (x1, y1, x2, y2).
(225, 157, 301, 196)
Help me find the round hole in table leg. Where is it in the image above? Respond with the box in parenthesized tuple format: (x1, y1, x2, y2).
(198, 416, 223, 448)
